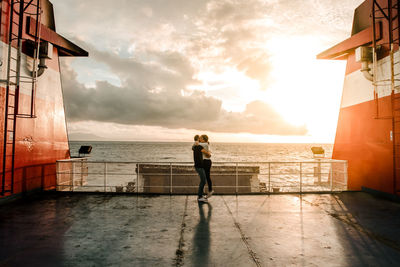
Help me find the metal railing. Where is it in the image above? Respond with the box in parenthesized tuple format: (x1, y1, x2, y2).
(56, 159, 348, 194)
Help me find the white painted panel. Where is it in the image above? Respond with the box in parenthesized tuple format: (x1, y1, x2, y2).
(341, 70, 374, 108)
(341, 50, 400, 108)
(0, 40, 61, 102)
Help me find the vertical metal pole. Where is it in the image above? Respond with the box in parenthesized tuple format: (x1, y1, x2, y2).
(389, 0, 398, 194)
(330, 162, 333, 192)
(318, 160, 322, 184)
(137, 163, 140, 193)
(398, 0, 400, 47)
(9, 0, 25, 194)
(235, 163, 238, 194)
(170, 163, 173, 194)
(56, 161, 59, 191)
(80, 159, 83, 186)
(1, 0, 13, 195)
(30, 0, 42, 117)
(104, 162, 107, 193)
(71, 162, 74, 192)
(268, 162, 271, 193)
(372, 0, 379, 118)
(300, 162, 302, 193)
(344, 161, 349, 190)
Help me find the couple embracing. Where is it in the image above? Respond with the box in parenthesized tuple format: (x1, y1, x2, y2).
(192, 134, 213, 202)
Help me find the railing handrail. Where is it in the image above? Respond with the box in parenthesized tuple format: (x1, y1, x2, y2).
(57, 159, 347, 164)
(56, 158, 348, 194)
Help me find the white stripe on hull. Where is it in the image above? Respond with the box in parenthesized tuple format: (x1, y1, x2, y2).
(0, 41, 61, 102)
(341, 50, 400, 108)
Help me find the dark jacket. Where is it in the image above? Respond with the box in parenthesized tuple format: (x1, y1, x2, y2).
(192, 145, 204, 168)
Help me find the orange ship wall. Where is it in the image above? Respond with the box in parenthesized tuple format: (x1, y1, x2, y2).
(333, 93, 394, 192)
(319, 0, 400, 195)
(0, 0, 87, 198)
(333, 49, 400, 194)
(0, 48, 69, 193)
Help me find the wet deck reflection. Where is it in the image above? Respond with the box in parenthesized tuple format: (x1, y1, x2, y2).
(0, 192, 399, 266)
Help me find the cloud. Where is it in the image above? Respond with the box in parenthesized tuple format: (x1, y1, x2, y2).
(53, 0, 364, 138)
(61, 51, 306, 135)
(53, 0, 361, 92)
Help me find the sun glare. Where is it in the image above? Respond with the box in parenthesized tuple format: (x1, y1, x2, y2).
(262, 35, 346, 141)
(189, 34, 346, 142)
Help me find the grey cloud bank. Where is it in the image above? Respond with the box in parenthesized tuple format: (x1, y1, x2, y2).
(61, 52, 307, 135)
(54, 0, 363, 136)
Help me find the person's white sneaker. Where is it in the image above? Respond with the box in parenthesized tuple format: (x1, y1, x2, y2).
(198, 197, 208, 202)
(207, 190, 214, 198)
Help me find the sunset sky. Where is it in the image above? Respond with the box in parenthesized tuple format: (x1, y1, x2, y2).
(52, 0, 364, 143)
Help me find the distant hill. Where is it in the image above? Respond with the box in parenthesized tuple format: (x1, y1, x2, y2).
(68, 132, 107, 141)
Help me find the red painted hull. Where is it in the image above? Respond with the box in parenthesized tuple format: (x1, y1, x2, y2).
(0, 0, 87, 198)
(333, 95, 396, 193)
(320, 0, 400, 196)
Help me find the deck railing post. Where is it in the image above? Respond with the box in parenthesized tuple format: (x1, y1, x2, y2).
(137, 163, 140, 194)
(318, 159, 322, 184)
(268, 162, 271, 193)
(330, 162, 333, 192)
(104, 162, 107, 193)
(344, 161, 348, 190)
(80, 159, 83, 186)
(300, 162, 302, 193)
(56, 161, 59, 191)
(71, 162, 74, 192)
(170, 163, 173, 194)
(235, 163, 238, 194)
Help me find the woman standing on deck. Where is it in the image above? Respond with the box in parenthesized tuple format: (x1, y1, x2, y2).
(200, 135, 214, 198)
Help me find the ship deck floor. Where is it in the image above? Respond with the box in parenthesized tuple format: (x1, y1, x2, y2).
(0, 192, 400, 266)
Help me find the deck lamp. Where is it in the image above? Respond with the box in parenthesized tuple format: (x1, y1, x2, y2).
(78, 146, 92, 157)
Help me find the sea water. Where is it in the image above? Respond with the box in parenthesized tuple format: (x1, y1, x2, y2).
(68, 141, 333, 162)
(66, 142, 340, 192)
